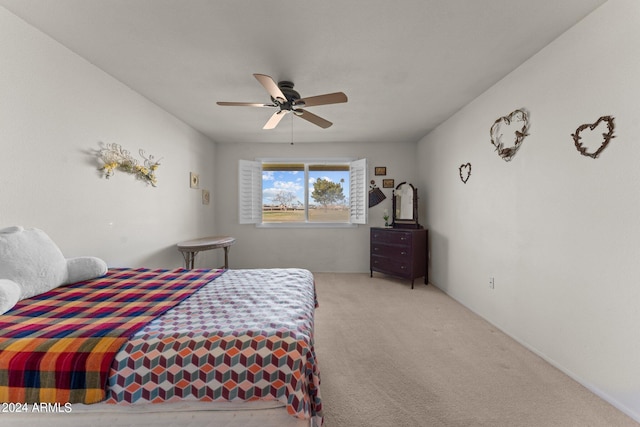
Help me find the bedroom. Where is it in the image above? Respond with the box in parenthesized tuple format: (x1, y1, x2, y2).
(0, 0, 639, 425)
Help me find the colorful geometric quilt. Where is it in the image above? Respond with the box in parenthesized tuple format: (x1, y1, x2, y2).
(104, 268, 323, 424)
(0, 267, 224, 404)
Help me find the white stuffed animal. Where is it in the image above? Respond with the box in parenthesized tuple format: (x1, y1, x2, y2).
(0, 226, 107, 314)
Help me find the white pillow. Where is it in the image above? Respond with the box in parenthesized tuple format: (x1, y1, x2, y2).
(0, 279, 21, 315)
(0, 226, 68, 299)
(0, 226, 107, 302)
(66, 256, 108, 284)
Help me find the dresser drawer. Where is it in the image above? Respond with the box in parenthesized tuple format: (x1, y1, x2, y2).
(371, 255, 410, 276)
(370, 229, 413, 246)
(371, 243, 410, 259)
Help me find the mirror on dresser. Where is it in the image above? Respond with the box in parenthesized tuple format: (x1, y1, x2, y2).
(392, 182, 420, 229)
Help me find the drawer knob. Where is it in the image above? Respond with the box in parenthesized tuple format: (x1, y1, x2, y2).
(400, 251, 407, 255)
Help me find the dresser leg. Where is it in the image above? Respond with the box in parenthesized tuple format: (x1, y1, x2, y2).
(411, 279, 414, 289)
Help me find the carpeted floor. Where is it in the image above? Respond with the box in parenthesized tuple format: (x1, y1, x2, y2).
(312, 273, 638, 427)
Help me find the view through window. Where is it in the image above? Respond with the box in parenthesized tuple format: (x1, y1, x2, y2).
(262, 163, 350, 223)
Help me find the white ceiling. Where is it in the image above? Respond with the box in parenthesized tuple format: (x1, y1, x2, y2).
(0, 0, 607, 145)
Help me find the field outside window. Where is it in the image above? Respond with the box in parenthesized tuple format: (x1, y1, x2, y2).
(262, 163, 350, 223)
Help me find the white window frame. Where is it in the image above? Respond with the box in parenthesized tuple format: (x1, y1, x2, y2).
(239, 158, 367, 228)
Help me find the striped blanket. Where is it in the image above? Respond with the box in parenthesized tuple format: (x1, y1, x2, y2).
(0, 267, 224, 404)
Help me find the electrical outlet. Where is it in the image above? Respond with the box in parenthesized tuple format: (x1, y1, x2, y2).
(489, 277, 495, 289)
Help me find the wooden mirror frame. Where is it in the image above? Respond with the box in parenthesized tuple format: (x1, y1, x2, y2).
(392, 182, 421, 229)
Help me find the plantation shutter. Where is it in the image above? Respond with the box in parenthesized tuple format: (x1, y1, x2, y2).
(238, 159, 262, 224)
(349, 158, 367, 224)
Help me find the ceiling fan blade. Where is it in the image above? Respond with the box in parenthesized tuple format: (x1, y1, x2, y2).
(296, 109, 333, 129)
(217, 101, 275, 107)
(254, 74, 286, 102)
(298, 92, 348, 107)
(263, 110, 287, 129)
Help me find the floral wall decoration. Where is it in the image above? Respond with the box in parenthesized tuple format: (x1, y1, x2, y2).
(490, 108, 530, 162)
(98, 143, 161, 186)
(459, 162, 471, 184)
(571, 115, 615, 159)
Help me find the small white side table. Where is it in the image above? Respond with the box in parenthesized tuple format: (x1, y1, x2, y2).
(177, 236, 236, 269)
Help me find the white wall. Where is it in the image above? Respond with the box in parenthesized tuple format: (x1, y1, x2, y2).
(0, 8, 217, 269)
(417, 0, 640, 420)
(215, 140, 417, 272)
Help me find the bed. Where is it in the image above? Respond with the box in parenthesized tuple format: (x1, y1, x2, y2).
(0, 267, 322, 427)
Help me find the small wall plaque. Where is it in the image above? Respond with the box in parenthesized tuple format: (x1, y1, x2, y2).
(190, 172, 199, 189)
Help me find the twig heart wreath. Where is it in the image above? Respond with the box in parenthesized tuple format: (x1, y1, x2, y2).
(571, 115, 615, 159)
(459, 163, 471, 184)
(490, 109, 530, 161)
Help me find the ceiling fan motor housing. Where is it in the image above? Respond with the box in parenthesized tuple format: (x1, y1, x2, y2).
(274, 81, 303, 108)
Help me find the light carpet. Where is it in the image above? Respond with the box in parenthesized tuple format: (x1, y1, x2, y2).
(312, 273, 638, 427)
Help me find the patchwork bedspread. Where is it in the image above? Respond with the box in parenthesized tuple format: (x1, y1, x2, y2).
(104, 268, 323, 423)
(0, 268, 224, 404)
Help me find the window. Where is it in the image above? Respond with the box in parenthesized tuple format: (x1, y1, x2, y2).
(239, 158, 367, 226)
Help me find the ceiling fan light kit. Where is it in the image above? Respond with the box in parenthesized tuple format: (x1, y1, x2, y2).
(217, 73, 347, 130)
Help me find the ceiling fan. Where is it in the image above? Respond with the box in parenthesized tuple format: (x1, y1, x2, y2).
(217, 74, 348, 129)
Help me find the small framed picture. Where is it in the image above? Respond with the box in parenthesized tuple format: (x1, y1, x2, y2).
(375, 167, 387, 176)
(382, 179, 394, 188)
(202, 189, 210, 205)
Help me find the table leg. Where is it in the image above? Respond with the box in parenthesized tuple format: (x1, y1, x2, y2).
(181, 251, 196, 269)
(223, 247, 230, 269)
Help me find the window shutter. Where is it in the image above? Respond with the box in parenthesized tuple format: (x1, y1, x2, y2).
(349, 158, 367, 224)
(238, 160, 262, 224)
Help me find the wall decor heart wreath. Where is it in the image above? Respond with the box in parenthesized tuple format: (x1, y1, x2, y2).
(490, 109, 530, 162)
(571, 115, 615, 159)
(459, 163, 471, 184)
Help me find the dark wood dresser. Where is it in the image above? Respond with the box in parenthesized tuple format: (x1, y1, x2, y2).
(370, 227, 428, 288)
